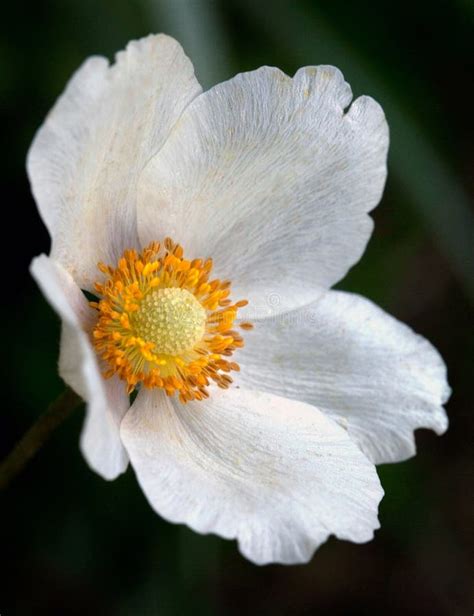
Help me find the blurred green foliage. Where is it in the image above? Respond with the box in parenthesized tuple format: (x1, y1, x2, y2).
(1, 1, 472, 614)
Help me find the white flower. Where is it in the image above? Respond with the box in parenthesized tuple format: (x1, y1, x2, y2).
(27, 34, 450, 565)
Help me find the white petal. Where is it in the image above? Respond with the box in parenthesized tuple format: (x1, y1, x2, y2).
(138, 65, 388, 318)
(28, 34, 202, 290)
(236, 290, 450, 464)
(30, 255, 129, 479)
(120, 388, 383, 565)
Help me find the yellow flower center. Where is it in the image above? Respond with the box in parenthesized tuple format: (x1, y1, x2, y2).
(90, 238, 253, 403)
(133, 288, 206, 355)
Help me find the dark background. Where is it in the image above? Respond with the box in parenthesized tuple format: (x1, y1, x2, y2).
(1, 1, 473, 614)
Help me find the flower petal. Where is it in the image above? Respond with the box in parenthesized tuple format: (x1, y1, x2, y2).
(236, 290, 450, 464)
(138, 65, 388, 317)
(30, 255, 129, 479)
(120, 388, 383, 565)
(28, 34, 202, 290)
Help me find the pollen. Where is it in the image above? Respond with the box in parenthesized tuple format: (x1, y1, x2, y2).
(90, 238, 250, 403)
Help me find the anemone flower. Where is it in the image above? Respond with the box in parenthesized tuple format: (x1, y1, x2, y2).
(28, 34, 450, 565)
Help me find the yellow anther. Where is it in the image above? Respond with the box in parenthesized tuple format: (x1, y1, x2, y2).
(90, 240, 250, 402)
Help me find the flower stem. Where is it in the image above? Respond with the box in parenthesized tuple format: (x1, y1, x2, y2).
(0, 388, 82, 491)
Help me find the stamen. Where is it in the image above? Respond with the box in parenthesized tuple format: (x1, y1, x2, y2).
(90, 239, 251, 403)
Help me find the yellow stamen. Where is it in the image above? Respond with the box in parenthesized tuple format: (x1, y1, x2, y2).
(90, 239, 251, 403)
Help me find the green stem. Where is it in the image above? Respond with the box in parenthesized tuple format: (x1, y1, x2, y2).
(0, 388, 82, 491)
